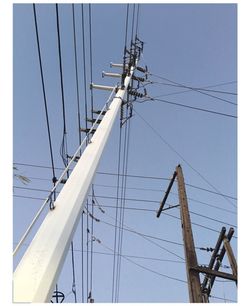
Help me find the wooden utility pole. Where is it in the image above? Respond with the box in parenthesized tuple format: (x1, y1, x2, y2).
(157, 165, 237, 302)
(223, 235, 237, 279)
(176, 165, 203, 303)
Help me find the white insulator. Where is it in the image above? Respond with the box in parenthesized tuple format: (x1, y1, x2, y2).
(102, 71, 121, 78)
(90, 83, 115, 91)
(110, 62, 128, 69)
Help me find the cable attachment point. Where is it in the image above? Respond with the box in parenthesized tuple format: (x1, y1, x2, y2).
(49, 192, 55, 210)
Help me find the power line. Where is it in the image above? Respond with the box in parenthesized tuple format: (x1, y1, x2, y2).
(151, 81, 237, 97)
(70, 241, 77, 303)
(14, 194, 237, 238)
(116, 116, 132, 302)
(13, 183, 237, 227)
(135, 4, 140, 38)
(13, 162, 237, 200)
(55, 4, 69, 169)
(209, 295, 236, 303)
(88, 5, 95, 301)
(91, 195, 237, 228)
(13, 184, 237, 217)
(55, 4, 67, 136)
(111, 118, 123, 303)
(91, 196, 185, 261)
(92, 183, 237, 215)
(72, 4, 82, 148)
(149, 72, 237, 106)
(146, 97, 237, 118)
(81, 5, 88, 302)
(133, 109, 237, 210)
(32, 4, 56, 186)
(57, 4, 77, 302)
(81, 4, 89, 137)
(99, 240, 187, 285)
(13, 240, 185, 264)
(100, 219, 185, 248)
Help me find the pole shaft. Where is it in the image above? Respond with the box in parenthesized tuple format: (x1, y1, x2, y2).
(13, 64, 137, 303)
(176, 165, 203, 303)
(223, 237, 237, 279)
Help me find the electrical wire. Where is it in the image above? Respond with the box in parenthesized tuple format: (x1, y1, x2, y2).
(70, 241, 77, 303)
(88, 4, 95, 300)
(151, 81, 237, 96)
(135, 4, 140, 38)
(13, 162, 237, 201)
(92, 195, 185, 261)
(133, 108, 237, 210)
(14, 239, 186, 265)
(13, 186, 237, 221)
(81, 4, 89, 141)
(32, 4, 57, 193)
(81, 5, 88, 301)
(209, 295, 236, 302)
(130, 4, 136, 44)
(149, 96, 237, 118)
(98, 239, 187, 285)
(56, 4, 79, 301)
(91, 195, 237, 228)
(97, 171, 237, 201)
(55, 4, 69, 169)
(72, 4, 82, 149)
(116, 108, 131, 302)
(14, 194, 237, 239)
(111, 119, 123, 303)
(149, 73, 237, 106)
(124, 4, 129, 49)
(92, 183, 237, 215)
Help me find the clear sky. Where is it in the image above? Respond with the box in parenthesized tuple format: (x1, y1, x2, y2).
(12, 2, 238, 303)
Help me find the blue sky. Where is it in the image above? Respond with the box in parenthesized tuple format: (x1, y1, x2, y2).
(11, 2, 239, 303)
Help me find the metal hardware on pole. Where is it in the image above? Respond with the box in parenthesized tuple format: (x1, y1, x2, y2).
(156, 170, 177, 218)
(206, 227, 235, 296)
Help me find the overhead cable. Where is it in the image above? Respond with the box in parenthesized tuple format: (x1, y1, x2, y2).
(150, 97, 237, 119)
(13, 162, 237, 201)
(32, 4, 57, 189)
(133, 108, 237, 209)
(149, 72, 236, 106)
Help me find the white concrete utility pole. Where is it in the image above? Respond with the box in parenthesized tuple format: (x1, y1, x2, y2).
(13, 59, 139, 302)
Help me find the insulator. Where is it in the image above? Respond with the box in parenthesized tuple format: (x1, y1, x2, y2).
(128, 90, 144, 98)
(102, 71, 121, 78)
(132, 75, 145, 82)
(90, 83, 114, 91)
(136, 66, 147, 73)
(120, 104, 124, 123)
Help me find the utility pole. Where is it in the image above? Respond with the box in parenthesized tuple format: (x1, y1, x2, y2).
(176, 165, 203, 303)
(157, 165, 237, 302)
(13, 39, 145, 302)
(156, 165, 203, 302)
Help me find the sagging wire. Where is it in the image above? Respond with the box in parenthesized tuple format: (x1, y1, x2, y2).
(56, 4, 78, 301)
